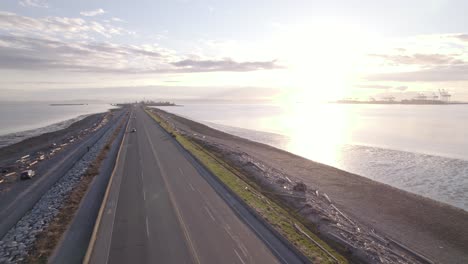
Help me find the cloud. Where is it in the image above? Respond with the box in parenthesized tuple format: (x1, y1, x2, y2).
(171, 59, 281, 72)
(0, 35, 281, 74)
(354, 84, 408, 91)
(0, 11, 128, 39)
(80, 9, 106, 17)
(0, 12, 281, 76)
(454, 34, 468, 42)
(395, 86, 408, 91)
(366, 64, 468, 82)
(369, 53, 464, 66)
(111, 17, 124, 22)
(354, 84, 392, 89)
(19, 0, 48, 8)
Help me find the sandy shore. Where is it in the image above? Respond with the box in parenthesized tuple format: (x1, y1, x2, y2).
(152, 108, 468, 264)
(0, 113, 105, 166)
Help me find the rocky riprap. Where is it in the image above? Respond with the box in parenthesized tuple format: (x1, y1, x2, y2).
(0, 122, 118, 264)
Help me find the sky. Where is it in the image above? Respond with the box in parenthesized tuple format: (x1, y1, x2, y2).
(1, 0, 468, 102)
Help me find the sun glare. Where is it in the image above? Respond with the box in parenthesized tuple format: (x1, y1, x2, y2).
(273, 19, 374, 102)
(271, 103, 353, 166)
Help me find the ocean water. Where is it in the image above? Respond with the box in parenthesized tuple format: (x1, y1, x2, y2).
(156, 103, 468, 211)
(0, 102, 115, 148)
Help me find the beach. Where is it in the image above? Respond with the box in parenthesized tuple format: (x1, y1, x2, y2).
(151, 107, 468, 264)
(0, 113, 105, 166)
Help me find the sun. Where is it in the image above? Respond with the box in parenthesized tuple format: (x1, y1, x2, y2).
(271, 18, 373, 102)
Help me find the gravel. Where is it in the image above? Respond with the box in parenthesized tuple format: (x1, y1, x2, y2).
(0, 121, 119, 264)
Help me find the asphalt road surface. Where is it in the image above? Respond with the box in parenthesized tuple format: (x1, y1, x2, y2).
(88, 106, 306, 264)
(0, 110, 126, 239)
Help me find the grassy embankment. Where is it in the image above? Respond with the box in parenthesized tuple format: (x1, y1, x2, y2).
(25, 115, 127, 264)
(145, 109, 347, 264)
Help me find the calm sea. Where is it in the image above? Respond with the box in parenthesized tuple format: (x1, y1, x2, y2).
(156, 103, 468, 211)
(0, 102, 115, 147)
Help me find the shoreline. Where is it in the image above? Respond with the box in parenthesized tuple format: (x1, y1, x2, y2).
(0, 102, 117, 146)
(158, 111, 468, 211)
(0, 114, 94, 149)
(0, 113, 107, 167)
(150, 107, 468, 264)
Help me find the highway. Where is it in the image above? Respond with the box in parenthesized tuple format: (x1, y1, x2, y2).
(88, 106, 305, 264)
(0, 109, 127, 239)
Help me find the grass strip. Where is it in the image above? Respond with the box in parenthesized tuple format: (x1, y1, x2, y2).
(145, 109, 347, 264)
(25, 118, 126, 264)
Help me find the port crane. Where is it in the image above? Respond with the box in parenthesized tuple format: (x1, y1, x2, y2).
(438, 89, 451, 102)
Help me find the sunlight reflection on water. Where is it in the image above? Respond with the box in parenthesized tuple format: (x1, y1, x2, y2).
(274, 103, 351, 166)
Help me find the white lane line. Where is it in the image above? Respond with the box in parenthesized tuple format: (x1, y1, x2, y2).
(142, 119, 201, 264)
(143, 189, 146, 201)
(224, 225, 249, 258)
(230, 207, 287, 264)
(178, 167, 184, 175)
(188, 183, 195, 191)
(239, 242, 249, 257)
(234, 249, 246, 264)
(145, 217, 150, 238)
(196, 188, 204, 196)
(204, 206, 216, 222)
(140, 171, 143, 181)
(100, 113, 131, 264)
(224, 225, 234, 238)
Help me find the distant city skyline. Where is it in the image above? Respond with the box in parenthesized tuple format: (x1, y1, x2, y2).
(1, 0, 468, 102)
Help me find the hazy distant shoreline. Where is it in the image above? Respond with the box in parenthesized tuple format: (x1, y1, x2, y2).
(331, 100, 468, 105)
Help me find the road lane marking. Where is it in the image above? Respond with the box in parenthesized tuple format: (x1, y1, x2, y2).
(224, 225, 235, 240)
(84, 110, 131, 264)
(234, 249, 247, 264)
(145, 217, 150, 238)
(204, 206, 216, 222)
(143, 189, 146, 201)
(144, 110, 282, 264)
(239, 242, 249, 257)
(196, 188, 204, 196)
(178, 167, 184, 175)
(230, 206, 287, 264)
(142, 118, 201, 264)
(188, 183, 195, 191)
(224, 225, 248, 258)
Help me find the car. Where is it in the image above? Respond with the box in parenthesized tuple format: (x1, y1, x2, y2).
(131, 128, 137, 133)
(20, 170, 35, 180)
